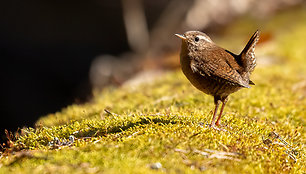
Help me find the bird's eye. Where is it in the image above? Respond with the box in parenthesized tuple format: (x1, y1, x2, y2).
(194, 37, 199, 42)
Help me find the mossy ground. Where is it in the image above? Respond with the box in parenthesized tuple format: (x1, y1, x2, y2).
(1, 7, 305, 174)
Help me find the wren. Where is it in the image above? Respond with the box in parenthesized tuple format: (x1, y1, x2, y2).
(175, 30, 260, 128)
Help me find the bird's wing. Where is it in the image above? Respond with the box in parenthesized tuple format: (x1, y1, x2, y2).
(190, 49, 250, 88)
(239, 30, 260, 72)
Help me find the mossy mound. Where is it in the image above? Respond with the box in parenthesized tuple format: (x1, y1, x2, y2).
(1, 7, 305, 174)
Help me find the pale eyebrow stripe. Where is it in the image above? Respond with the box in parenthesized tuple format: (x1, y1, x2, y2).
(197, 35, 212, 43)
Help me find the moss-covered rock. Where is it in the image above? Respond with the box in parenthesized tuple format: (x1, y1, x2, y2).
(1, 7, 305, 174)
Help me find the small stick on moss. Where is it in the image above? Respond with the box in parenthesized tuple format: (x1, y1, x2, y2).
(267, 131, 298, 162)
(104, 109, 119, 116)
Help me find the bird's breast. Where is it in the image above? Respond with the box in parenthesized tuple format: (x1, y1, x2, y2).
(180, 53, 241, 98)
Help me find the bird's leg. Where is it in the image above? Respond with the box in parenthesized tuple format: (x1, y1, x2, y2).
(215, 97, 228, 126)
(209, 99, 221, 127)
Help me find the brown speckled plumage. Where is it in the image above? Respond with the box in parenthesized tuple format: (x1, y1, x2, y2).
(176, 30, 260, 127)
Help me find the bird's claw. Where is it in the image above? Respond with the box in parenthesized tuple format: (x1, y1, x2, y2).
(206, 123, 229, 132)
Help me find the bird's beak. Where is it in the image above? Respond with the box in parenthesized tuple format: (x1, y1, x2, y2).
(175, 34, 186, 40)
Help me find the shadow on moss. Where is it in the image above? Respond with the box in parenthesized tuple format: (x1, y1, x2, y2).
(75, 117, 178, 138)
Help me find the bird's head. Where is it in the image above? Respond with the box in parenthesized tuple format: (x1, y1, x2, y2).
(175, 31, 214, 51)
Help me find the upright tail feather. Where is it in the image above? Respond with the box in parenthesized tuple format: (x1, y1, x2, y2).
(239, 30, 260, 73)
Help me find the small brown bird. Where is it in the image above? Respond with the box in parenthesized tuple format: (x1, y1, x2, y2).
(175, 30, 260, 128)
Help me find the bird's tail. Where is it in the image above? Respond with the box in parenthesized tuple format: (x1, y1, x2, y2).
(239, 30, 260, 73)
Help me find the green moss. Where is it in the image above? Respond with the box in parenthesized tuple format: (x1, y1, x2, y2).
(1, 7, 306, 174)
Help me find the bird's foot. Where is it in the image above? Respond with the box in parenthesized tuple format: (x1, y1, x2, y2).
(207, 123, 229, 132)
(215, 122, 233, 130)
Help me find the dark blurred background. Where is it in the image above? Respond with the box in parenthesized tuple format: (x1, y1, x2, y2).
(0, 1, 126, 137)
(0, 0, 304, 142)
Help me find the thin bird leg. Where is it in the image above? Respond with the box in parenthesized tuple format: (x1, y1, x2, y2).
(210, 100, 221, 127)
(215, 98, 228, 126)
